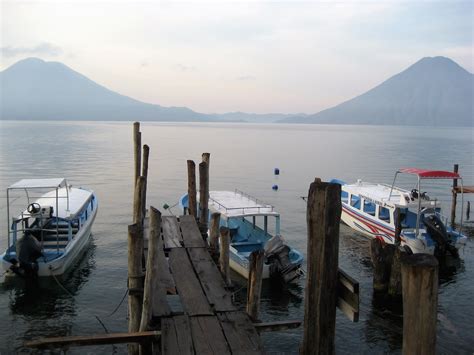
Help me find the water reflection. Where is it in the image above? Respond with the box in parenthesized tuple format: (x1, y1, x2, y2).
(1, 240, 96, 352)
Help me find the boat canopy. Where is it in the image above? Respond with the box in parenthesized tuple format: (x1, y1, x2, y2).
(8, 178, 67, 189)
(398, 168, 460, 179)
(207, 190, 279, 218)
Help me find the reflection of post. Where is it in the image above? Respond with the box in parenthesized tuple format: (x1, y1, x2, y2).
(219, 227, 231, 287)
(302, 179, 341, 355)
(246, 249, 264, 321)
(401, 254, 438, 354)
(187, 160, 197, 218)
(127, 223, 143, 355)
(450, 164, 459, 228)
(209, 212, 221, 260)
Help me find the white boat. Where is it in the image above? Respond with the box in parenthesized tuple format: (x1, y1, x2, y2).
(1, 178, 98, 280)
(332, 168, 468, 256)
(180, 190, 304, 283)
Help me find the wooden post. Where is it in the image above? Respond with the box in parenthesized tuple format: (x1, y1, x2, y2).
(133, 122, 141, 187)
(388, 209, 403, 297)
(401, 254, 438, 355)
(219, 226, 232, 287)
(467, 201, 470, 220)
(450, 164, 459, 228)
(302, 179, 341, 355)
(141, 145, 150, 220)
(199, 161, 209, 238)
(140, 206, 161, 332)
(246, 249, 264, 322)
(187, 160, 197, 218)
(133, 177, 146, 227)
(370, 238, 392, 292)
(202, 152, 210, 168)
(209, 212, 221, 259)
(128, 223, 144, 355)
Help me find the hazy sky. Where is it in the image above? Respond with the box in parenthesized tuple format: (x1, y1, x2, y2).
(1, 0, 473, 114)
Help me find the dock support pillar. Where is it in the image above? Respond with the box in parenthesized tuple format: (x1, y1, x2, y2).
(209, 212, 221, 261)
(302, 178, 341, 355)
(450, 164, 459, 228)
(401, 254, 438, 355)
(219, 226, 232, 287)
(187, 160, 197, 218)
(247, 249, 264, 322)
(128, 223, 144, 355)
(199, 160, 209, 239)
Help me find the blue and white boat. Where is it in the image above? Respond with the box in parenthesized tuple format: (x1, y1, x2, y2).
(1, 178, 98, 280)
(332, 168, 467, 256)
(180, 190, 304, 283)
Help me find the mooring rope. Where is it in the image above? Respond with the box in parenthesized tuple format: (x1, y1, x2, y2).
(106, 288, 129, 317)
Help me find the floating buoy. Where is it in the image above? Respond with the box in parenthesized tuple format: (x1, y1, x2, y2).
(272, 184, 279, 190)
(274, 168, 280, 175)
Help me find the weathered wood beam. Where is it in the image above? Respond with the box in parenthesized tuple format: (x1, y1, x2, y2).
(254, 320, 302, 333)
(25, 331, 161, 349)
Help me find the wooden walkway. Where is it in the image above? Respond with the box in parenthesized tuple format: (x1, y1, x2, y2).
(149, 214, 263, 355)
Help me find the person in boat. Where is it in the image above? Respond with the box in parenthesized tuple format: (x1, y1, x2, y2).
(14, 230, 44, 276)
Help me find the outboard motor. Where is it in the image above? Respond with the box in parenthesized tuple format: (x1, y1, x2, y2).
(423, 215, 458, 258)
(265, 236, 301, 283)
(13, 231, 44, 277)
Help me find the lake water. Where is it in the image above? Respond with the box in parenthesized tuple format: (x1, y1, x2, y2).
(0, 121, 473, 354)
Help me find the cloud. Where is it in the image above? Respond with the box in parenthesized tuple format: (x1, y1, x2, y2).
(175, 63, 197, 72)
(1, 42, 63, 58)
(236, 75, 256, 81)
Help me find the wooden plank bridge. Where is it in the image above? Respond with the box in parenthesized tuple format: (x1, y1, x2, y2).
(152, 214, 263, 354)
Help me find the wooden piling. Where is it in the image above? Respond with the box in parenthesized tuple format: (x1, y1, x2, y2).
(219, 226, 232, 287)
(199, 161, 209, 237)
(128, 223, 144, 355)
(302, 179, 341, 355)
(209, 212, 221, 259)
(141, 145, 149, 220)
(388, 209, 403, 297)
(401, 254, 438, 355)
(133, 177, 146, 226)
(187, 160, 197, 218)
(467, 201, 471, 220)
(202, 152, 210, 167)
(450, 164, 459, 227)
(133, 122, 141, 187)
(370, 238, 393, 292)
(246, 249, 264, 322)
(140, 206, 161, 332)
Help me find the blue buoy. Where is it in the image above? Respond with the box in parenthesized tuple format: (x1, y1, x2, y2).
(272, 184, 279, 190)
(274, 168, 280, 175)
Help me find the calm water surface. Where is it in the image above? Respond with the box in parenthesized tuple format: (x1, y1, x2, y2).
(0, 121, 473, 354)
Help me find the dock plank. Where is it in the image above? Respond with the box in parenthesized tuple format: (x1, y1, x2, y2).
(151, 233, 173, 318)
(217, 312, 263, 355)
(161, 316, 194, 355)
(188, 247, 235, 312)
(168, 248, 213, 316)
(190, 316, 231, 355)
(179, 215, 206, 248)
(162, 216, 183, 249)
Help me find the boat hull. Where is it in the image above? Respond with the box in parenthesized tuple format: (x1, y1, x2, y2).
(1, 194, 98, 280)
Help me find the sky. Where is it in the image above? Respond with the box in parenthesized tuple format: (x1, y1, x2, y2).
(1, 0, 473, 114)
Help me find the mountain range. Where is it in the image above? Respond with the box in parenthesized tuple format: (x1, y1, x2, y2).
(0, 56, 472, 126)
(281, 56, 473, 126)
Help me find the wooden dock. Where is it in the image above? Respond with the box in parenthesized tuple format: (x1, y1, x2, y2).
(148, 214, 263, 354)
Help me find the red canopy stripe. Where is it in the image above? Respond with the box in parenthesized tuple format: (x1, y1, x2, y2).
(398, 168, 460, 179)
